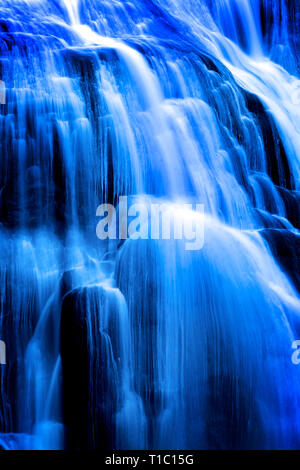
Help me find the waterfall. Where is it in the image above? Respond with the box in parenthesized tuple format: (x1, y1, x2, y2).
(0, 0, 299, 450)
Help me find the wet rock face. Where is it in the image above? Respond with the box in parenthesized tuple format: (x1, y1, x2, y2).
(0, 165, 51, 229)
(243, 89, 294, 191)
(261, 229, 300, 293)
(60, 285, 120, 450)
(277, 187, 300, 229)
(0, 256, 39, 434)
(287, 0, 300, 52)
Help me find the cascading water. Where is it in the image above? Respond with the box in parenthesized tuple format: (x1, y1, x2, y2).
(0, 0, 299, 450)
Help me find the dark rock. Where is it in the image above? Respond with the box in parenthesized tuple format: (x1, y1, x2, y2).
(60, 285, 121, 450)
(0, 258, 39, 433)
(0, 165, 53, 229)
(243, 90, 294, 190)
(277, 187, 300, 229)
(261, 228, 300, 292)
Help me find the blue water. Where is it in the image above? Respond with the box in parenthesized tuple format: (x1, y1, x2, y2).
(0, 0, 299, 450)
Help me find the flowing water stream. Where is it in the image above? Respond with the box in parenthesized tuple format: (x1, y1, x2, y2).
(0, 0, 299, 450)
